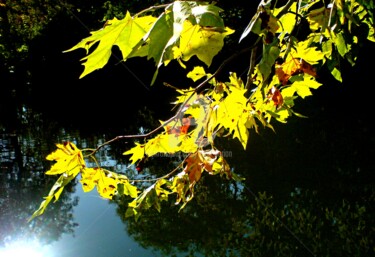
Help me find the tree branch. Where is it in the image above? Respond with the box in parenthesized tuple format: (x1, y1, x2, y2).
(89, 47, 252, 156)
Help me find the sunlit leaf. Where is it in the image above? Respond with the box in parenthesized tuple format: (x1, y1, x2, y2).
(275, 2, 297, 39)
(293, 40, 325, 65)
(191, 4, 224, 27)
(123, 142, 146, 165)
(45, 142, 85, 176)
(179, 20, 234, 66)
(184, 151, 204, 183)
(125, 178, 171, 220)
(64, 12, 156, 78)
(283, 74, 322, 99)
(96, 172, 118, 200)
(28, 172, 77, 222)
(216, 80, 250, 149)
(306, 6, 328, 31)
(187, 66, 207, 81)
(121, 180, 139, 198)
(80, 168, 122, 200)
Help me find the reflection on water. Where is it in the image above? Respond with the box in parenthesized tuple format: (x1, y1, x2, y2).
(0, 239, 52, 257)
(0, 101, 374, 256)
(0, 108, 165, 256)
(49, 185, 163, 257)
(0, 131, 78, 247)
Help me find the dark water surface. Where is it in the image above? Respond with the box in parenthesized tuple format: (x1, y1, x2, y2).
(1, 45, 374, 256)
(0, 129, 164, 257)
(1, 88, 374, 257)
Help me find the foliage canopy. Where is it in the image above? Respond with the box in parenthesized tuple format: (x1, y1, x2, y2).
(29, 0, 374, 222)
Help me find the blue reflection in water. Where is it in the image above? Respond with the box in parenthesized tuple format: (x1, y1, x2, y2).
(0, 184, 162, 257)
(0, 239, 51, 257)
(48, 184, 162, 257)
(0, 131, 163, 257)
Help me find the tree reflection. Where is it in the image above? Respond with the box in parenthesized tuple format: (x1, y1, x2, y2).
(0, 109, 80, 247)
(111, 108, 374, 257)
(113, 175, 247, 257)
(112, 171, 373, 257)
(1, 94, 373, 256)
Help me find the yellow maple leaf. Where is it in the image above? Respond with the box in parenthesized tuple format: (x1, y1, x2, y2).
(80, 167, 101, 192)
(179, 20, 234, 66)
(80, 168, 120, 200)
(64, 12, 156, 78)
(122, 180, 138, 198)
(97, 173, 118, 200)
(45, 142, 85, 176)
(217, 86, 250, 149)
(292, 40, 325, 65)
(187, 66, 207, 82)
(123, 142, 146, 165)
(306, 6, 329, 32)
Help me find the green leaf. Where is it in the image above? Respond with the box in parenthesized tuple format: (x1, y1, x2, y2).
(143, 5, 176, 67)
(286, 74, 322, 99)
(28, 172, 77, 222)
(64, 12, 156, 78)
(258, 38, 280, 80)
(125, 179, 170, 221)
(142, 1, 227, 83)
(333, 32, 349, 58)
(122, 180, 139, 198)
(192, 5, 224, 27)
(294, 40, 325, 65)
(331, 67, 342, 82)
(179, 20, 234, 66)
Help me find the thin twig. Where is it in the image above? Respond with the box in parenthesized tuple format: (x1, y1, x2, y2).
(245, 46, 258, 90)
(134, 3, 170, 17)
(129, 154, 188, 183)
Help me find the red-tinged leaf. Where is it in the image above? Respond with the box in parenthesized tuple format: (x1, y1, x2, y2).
(166, 117, 192, 136)
(183, 151, 204, 183)
(276, 57, 317, 85)
(267, 86, 284, 109)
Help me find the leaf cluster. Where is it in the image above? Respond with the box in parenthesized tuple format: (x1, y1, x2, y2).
(30, 0, 375, 221)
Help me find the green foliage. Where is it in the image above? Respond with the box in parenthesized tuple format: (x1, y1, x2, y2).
(29, 0, 375, 222)
(0, 0, 72, 61)
(65, 1, 233, 82)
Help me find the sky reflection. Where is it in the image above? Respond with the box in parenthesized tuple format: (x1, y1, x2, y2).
(0, 238, 52, 257)
(46, 184, 161, 257)
(1, 184, 160, 257)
